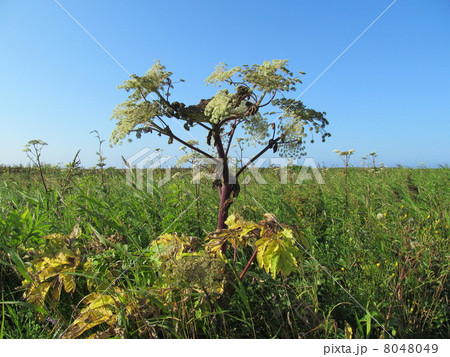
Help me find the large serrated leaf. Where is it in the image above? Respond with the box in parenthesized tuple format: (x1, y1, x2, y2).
(254, 225, 301, 278)
(277, 247, 297, 276)
(255, 236, 272, 270)
(270, 249, 281, 278)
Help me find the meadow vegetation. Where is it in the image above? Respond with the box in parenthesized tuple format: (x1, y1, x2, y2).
(0, 60, 447, 339)
(0, 163, 448, 338)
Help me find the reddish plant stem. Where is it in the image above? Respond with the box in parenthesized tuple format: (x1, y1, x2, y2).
(239, 247, 258, 280)
(168, 130, 214, 159)
(215, 131, 233, 231)
(236, 137, 280, 177)
(217, 185, 232, 230)
(224, 122, 237, 157)
(233, 238, 237, 266)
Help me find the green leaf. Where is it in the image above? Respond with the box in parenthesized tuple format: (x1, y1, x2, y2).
(255, 228, 301, 278)
(270, 248, 281, 278)
(1, 245, 32, 282)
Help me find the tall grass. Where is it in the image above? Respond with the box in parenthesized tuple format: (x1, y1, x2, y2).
(0, 165, 448, 338)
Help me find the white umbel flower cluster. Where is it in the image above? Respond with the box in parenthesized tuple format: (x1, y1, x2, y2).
(204, 89, 234, 124)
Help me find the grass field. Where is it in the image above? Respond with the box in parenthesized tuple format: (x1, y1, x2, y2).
(0, 164, 448, 338)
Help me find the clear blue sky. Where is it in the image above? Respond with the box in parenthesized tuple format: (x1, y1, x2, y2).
(1, 0, 449, 168)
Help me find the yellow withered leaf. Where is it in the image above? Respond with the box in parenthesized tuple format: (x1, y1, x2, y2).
(62, 308, 116, 339)
(61, 267, 76, 293)
(345, 321, 353, 339)
(255, 236, 272, 268)
(224, 214, 243, 229)
(80, 293, 118, 312)
(62, 290, 123, 339)
(43, 233, 66, 241)
(26, 281, 52, 307)
(55, 249, 79, 265)
(255, 228, 300, 278)
(151, 233, 188, 260)
(42, 257, 63, 268)
(224, 214, 258, 244)
(37, 265, 62, 282)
